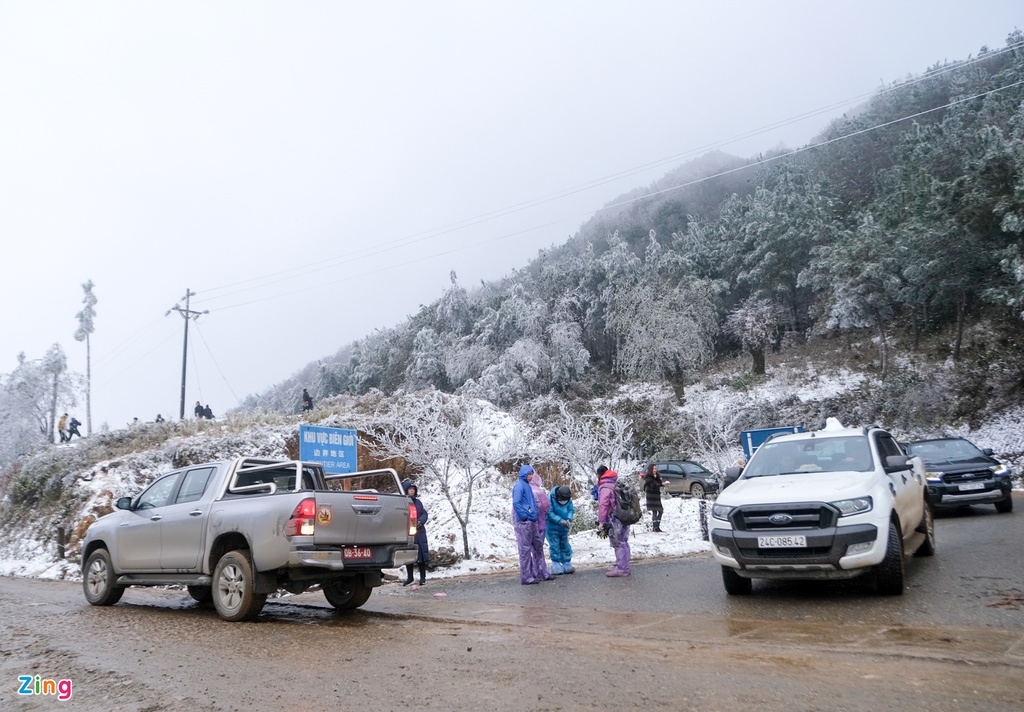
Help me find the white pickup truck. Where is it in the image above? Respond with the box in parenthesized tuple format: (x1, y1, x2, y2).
(711, 418, 935, 596)
(81, 457, 417, 621)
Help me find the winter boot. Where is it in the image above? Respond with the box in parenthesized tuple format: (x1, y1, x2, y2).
(402, 564, 415, 587)
(418, 562, 427, 585)
(550, 562, 564, 575)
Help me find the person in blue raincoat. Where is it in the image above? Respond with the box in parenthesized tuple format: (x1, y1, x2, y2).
(403, 480, 429, 586)
(546, 485, 575, 574)
(512, 464, 545, 584)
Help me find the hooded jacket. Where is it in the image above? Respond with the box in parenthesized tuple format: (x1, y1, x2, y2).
(547, 485, 575, 527)
(597, 470, 619, 524)
(512, 465, 538, 523)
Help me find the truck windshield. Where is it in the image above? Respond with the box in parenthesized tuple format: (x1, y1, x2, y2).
(745, 436, 873, 477)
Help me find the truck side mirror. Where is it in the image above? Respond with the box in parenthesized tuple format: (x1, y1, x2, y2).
(884, 454, 910, 473)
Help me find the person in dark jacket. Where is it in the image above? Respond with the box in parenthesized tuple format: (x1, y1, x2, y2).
(194, 401, 204, 419)
(642, 463, 668, 532)
(301, 388, 313, 412)
(403, 480, 429, 586)
(67, 416, 82, 440)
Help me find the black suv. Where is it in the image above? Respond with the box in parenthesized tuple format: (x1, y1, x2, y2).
(905, 437, 1014, 514)
(646, 460, 720, 498)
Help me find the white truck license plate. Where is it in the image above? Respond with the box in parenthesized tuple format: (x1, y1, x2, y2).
(958, 482, 985, 491)
(758, 535, 806, 548)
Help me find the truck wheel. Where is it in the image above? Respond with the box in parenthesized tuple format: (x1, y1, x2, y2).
(721, 566, 752, 595)
(914, 504, 936, 557)
(690, 482, 706, 499)
(323, 580, 373, 610)
(83, 549, 125, 606)
(995, 495, 1013, 514)
(875, 521, 905, 595)
(213, 550, 267, 622)
(187, 585, 213, 603)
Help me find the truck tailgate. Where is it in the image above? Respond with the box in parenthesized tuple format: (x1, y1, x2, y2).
(312, 491, 410, 547)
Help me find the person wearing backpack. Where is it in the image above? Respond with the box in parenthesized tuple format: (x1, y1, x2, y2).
(596, 465, 632, 577)
(642, 463, 668, 532)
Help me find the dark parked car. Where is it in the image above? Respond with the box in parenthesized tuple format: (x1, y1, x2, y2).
(643, 460, 720, 498)
(905, 437, 1014, 514)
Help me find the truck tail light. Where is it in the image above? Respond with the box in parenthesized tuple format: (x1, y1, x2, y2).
(408, 503, 417, 537)
(285, 497, 317, 537)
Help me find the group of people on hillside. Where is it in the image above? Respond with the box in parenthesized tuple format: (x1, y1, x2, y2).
(194, 401, 215, 419)
(56, 413, 82, 443)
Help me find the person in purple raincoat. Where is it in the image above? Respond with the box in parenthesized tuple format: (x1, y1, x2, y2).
(597, 465, 631, 577)
(528, 471, 553, 581)
(512, 464, 544, 585)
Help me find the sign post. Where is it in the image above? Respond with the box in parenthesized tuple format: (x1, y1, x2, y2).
(299, 425, 358, 474)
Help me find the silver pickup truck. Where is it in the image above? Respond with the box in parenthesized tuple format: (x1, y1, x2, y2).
(81, 457, 417, 621)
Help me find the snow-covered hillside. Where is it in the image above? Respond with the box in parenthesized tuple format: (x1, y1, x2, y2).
(2, 365, 1022, 583)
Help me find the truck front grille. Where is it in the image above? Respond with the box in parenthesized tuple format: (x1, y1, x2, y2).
(731, 503, 837, 531)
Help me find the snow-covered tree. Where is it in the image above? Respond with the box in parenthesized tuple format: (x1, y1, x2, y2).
(542, 401, 633, 486)
(365, 390, 528, 558)
(724, 297, 780, 375)
(73, 280, 97, 435)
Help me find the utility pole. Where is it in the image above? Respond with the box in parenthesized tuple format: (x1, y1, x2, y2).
(166, 289, 208, 420)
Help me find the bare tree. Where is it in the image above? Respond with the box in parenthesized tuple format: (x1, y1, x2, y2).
(365, 390, 528, 558)
(543, 401, 634, 486)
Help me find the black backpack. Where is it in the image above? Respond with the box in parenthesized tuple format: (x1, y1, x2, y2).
(612, 480, 642, 525)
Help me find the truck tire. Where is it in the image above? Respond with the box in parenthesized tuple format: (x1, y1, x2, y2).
(875, 521, 905, 595)
(323, 580, 373, 610)
(721, 566, 752, 595)
(187, 585, 213, 603)
(995, 495, 1013, 513)
(690, 482, 706, 498)
(914, 504, 936, 557)
(213, 550, 267, 622)
(83, 549, 125, 606)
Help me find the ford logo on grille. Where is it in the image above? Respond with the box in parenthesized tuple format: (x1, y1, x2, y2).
(769, 513, 793, 525)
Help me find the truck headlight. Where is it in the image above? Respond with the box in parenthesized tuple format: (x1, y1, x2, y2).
(831, 496, 872, 516)
(991, 463, 1011, 477)
(711, 503, 733, 521)
(924, 470, 944, 483)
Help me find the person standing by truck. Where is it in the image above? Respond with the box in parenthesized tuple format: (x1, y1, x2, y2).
(403, 480, 429, 586)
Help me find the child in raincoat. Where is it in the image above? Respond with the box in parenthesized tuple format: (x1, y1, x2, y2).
(546, 485, 575, 574)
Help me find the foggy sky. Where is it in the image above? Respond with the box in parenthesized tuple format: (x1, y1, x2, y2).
(1, 1, 1020, 429)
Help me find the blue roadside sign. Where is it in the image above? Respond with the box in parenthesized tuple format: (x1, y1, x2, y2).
(740, 426, 805, 459)
(299, 424, 358, 474)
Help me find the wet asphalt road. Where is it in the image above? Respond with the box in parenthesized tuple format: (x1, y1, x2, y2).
(2, 494, 1022, 711)
(409, 494, 1024, 631)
